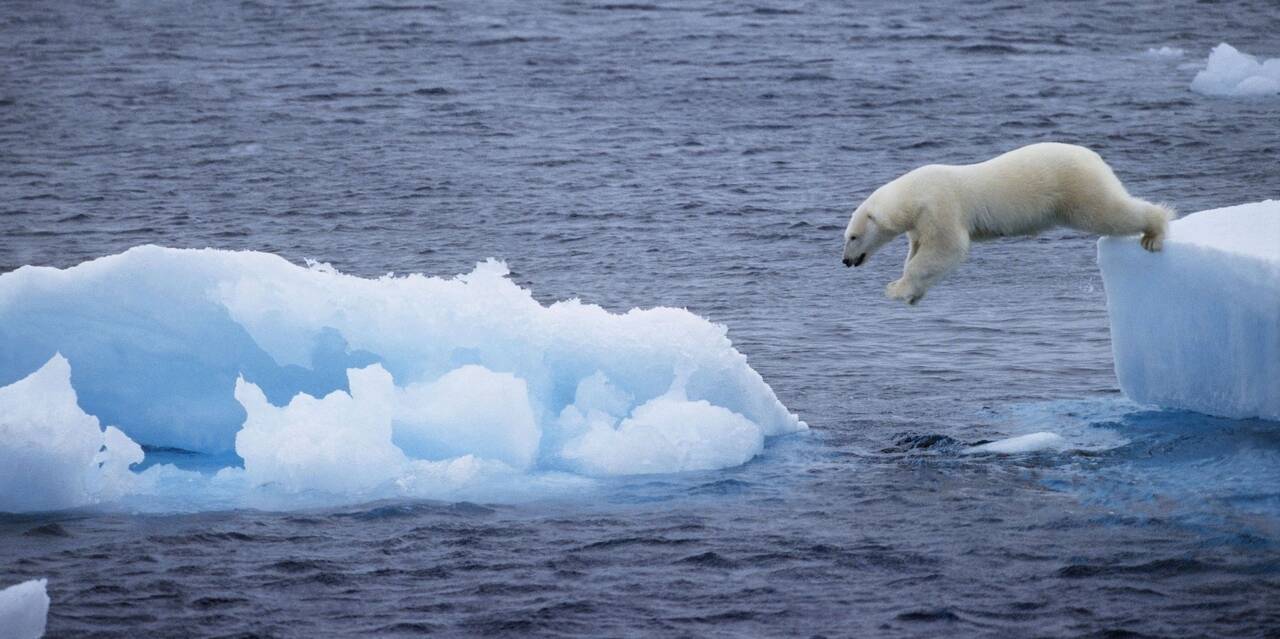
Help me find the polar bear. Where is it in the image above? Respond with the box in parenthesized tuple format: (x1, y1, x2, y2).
(841, 142, 1173, 305)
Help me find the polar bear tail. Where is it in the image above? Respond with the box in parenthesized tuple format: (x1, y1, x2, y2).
(1137, 200, 1174, 252)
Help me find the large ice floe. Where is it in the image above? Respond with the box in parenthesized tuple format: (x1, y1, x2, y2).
(0, 579, 49, 639)
(1099, 200, 1280, 421)
(0, 247, 805, 512)
(1190, 43, 1280, 97)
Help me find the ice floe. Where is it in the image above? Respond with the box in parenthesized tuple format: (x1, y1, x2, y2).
(1099, 200, 1280, 421)
(0, 247, 805, 511)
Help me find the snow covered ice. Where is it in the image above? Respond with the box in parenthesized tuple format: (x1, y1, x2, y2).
(1190, 43, 1280, 97)
(1098, 200, 1280, 421)
(0, 247, 805, 511)
(0, 579, 49, 639)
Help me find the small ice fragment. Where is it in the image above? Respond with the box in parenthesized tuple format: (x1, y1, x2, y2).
(0, 578, 49, 639)
(1143, 46, 1184, 58)
(964, 432, 1065, 455)
(233, 364, 408, 495)
(1190, 43, 1280, 97)
(561, 394, 764, 475)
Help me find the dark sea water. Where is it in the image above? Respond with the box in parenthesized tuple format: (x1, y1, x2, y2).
(3, 1, 1280, 636)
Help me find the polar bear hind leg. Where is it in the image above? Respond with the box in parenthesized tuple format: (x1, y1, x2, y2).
(1075, 197, 1172, 252)
(1058, 160, 1173, 252)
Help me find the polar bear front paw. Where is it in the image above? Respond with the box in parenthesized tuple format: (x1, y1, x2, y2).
(886, 279, 923, 305)
(1140, 232, 1163, 252)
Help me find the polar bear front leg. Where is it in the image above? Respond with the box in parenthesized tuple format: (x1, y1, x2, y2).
(887, 232, 922, 302)
(885, 278, 923, 305)
(886, 230, 968, 306)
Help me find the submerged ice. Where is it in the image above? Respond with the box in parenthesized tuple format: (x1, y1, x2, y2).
(1099, 200, 1280, 421)
(0, 247, 805, 512)
(963, 432, 1066, 455)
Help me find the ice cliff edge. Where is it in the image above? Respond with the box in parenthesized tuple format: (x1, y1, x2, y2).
(1098, 200, 1280, 421)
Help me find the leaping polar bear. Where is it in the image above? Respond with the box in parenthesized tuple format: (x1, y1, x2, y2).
(841, 142, 1173, 305)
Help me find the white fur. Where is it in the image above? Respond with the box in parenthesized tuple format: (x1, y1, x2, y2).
(841, 142, 1173, 305)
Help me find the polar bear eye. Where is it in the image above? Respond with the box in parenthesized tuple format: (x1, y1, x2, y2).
(848, 235, 857, 241)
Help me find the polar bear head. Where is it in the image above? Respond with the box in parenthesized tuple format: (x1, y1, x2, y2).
(841, 200, 896, 268)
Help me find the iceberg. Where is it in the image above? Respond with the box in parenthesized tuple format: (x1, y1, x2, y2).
(0, 247, 805, 511)
(559, 372, 766, 476)
(1098, 201, 1280, 421)
(1190, 43, 1280, 97)
(0, 579, 48, 639)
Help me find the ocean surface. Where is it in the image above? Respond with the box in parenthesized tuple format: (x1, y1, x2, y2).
(3, 0, 1280, 636)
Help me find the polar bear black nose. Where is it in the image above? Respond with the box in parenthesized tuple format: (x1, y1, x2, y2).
(843, 257, 853, 267)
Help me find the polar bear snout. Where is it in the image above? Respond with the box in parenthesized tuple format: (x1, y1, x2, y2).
(841, 234, 868, 267)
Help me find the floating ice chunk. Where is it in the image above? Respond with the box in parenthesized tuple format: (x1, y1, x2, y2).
(964, 432, 1065, 455)
(1098, 201, 1280, 421)
(234, 364, 408, 495)
(0, 247, 804, 508)
(235, 362, 553, 494)
(229, 364, 587, 504)
(561, 388, 764, 476)
(1144, 46, 1184, 58)
(0, 579, 48, 639)
(0, 247, 804, 460)
(394, 365, 541, 469)
(0, 355, 143, 512)
(1190, 43, 1280, 97)
(236, 358, 767, 483)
